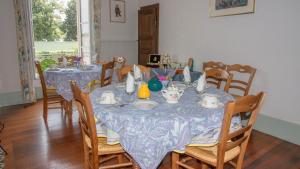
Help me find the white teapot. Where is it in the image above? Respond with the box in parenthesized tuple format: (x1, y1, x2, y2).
(161, 85, 184, 104)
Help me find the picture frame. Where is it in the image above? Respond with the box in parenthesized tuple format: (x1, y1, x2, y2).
(148, 54, 161, 65)
(209, 0, 255, 17)
(110, 0, 126, 23)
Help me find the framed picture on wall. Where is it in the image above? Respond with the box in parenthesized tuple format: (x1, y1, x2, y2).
(110, 0, 126, 23)
(209, 0, 255, 17)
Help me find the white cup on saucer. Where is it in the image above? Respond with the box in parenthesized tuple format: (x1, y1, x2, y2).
(99, 91, 117, 104)
(200, 94, 220, 108)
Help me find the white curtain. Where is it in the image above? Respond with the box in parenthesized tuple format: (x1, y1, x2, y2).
(14, 0, 36, 103)
(93, 0, 101, 62)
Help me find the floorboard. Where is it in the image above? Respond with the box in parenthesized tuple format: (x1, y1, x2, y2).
(0, 101, 300, 169)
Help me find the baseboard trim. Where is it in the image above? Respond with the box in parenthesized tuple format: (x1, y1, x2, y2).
(0, 87, 42, 107)
(254, 114, 300, 145)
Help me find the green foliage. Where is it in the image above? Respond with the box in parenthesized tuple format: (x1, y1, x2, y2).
(61, 0, 77, 41)
(32, 0, 63, 41)
(32, 0, 77, 41)
(40, 58, 57, 71)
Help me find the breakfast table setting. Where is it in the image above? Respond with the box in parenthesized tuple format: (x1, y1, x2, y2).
(44, 64, 102, 102)
(90, 65, 242, 169)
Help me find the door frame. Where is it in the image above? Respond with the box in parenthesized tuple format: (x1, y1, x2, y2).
(138, 3, 159, 65)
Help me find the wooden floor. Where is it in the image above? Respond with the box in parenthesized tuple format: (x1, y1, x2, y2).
(0, 101, 300, 169)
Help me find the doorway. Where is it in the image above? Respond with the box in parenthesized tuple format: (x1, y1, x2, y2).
(138, 4, 159, 66)
(32, 0, 95, 69)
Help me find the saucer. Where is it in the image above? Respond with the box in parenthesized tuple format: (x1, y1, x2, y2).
(133, 100, 158, 110)
(198, 100, 224, 109)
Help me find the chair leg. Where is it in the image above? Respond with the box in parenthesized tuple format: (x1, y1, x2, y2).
(60, 100, 64, 113)
(43, 99, 48, 119)
(172, 152, 179, 169)
(66, 101, 73, 119)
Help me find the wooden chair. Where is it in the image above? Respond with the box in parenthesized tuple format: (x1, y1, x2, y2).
(118, 65, 151, 82)
(70, 81, 133, 169)
(100, 60, 115, 87)
(226, 64, 256, 97)
(205, 69, 233, 92)
(172, 92, 266, 169)
(203, 61, 227, 71)
(34, 61, 65, 119)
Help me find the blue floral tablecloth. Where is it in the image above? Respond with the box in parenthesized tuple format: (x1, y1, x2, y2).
(91, 84, 241, 169)
(45, 65, 102, 101)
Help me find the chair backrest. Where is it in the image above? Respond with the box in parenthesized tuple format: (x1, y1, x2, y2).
(100, 60, 115, 87)
(70, 81, 99, 169)
(226, 64, 256, 97)
(118, 65, 151, 82)
(203, 61, 226, 71)
(187, 58, 193, 68)
(205, 68, 233, 92)
(34, 61, 47, 98)
(216, 92, 266, 169)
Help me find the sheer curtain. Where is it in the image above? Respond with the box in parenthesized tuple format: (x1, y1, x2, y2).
(78, 0, 101, 64)
(13, 0, 36, 103)
(93, 0, 101, 62)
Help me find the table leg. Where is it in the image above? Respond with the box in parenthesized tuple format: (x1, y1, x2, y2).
(65, 101, 73, 119)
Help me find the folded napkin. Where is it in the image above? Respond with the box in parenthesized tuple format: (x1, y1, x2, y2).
(183, 66, 191, 83)
(133, 64, 142, 80)
(196, 72, 206, 92)
(126, 72, 135, 93)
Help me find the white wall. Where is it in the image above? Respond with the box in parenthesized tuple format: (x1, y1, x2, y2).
(100, 0, 138, 64)
(139, 0, 300, 125)
(0, 0, 21, 93)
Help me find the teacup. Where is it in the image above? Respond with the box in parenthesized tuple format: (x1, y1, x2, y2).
(200, 94, 219, 108)
(99, 91, 117, 104)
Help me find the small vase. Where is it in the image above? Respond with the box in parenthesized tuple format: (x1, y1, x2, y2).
(148, 77, 163, 91)
(138, 82, 151, 99)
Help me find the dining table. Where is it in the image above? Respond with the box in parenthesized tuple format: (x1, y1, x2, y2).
(91, 82, 241, 169)
(44, 65, 102, 101)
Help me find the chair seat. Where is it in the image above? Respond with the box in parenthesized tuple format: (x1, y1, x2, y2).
(46, 88, 59, 95)
(85, 136, 125, 155)
(185, 144, 240, 166)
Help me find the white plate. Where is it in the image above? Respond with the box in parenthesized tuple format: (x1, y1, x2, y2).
(47, 68, 60, 71)
(133, 100, 158, 110)
(172, 81, 186, 90)
(198, 100, 224, 109)
(115, 82, 126, 88)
